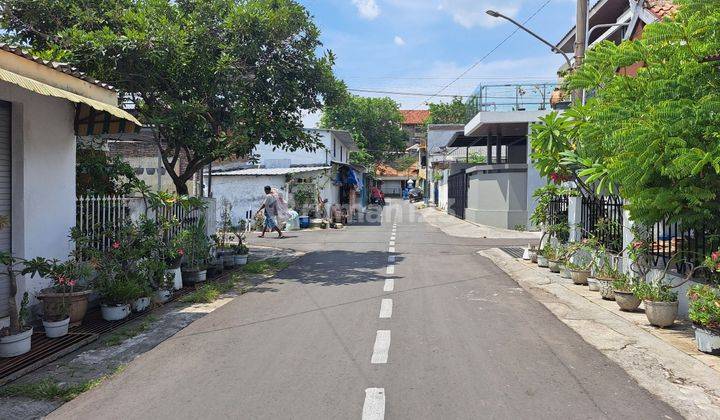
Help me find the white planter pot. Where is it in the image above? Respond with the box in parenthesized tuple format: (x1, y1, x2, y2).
(537, 255, 549, 268)
(236, 254, 248, 266)
(694, 326, 720, 355)
(132, 297, 151, 312)
(43, 318, 70, 339)
(644, 300, 678, 328)
(0, 327, 33, 357)
(101, 304, 130, 322)
(588, 278, 600, 292)
(614, 290, 641, 312)
(522, 248, 532, 260)
(166, 268, 183, 291)
(155, 289, 172, 304)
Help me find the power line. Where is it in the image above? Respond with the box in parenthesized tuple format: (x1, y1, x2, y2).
(423, 0, 555, 104)
(342, 75, 558, 81)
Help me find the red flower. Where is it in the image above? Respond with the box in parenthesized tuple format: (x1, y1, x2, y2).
(67, 280, 76, 287)
(177, 248, 185, 256)
(111, 241, 121, 250)
(550, 173, 561, 184)
(712, 251, 720, 262)
(632, 241, 645, 250)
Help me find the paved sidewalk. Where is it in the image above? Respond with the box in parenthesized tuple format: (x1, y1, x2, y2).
(482, 248, 720, 420)
(418, 206, 542, 240)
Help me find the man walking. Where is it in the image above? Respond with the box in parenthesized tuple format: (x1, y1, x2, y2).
(258, 186, 284, 238)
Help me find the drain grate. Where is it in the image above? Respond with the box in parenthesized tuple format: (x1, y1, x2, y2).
(500, 247, 525, 259)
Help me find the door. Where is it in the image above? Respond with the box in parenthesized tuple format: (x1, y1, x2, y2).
(0, 101, 11, 317)
(448, 172, 467, 220)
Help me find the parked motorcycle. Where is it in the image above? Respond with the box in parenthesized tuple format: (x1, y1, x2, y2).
(408, 188, 423, 203)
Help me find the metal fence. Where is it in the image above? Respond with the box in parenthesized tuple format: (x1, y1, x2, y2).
(548, 195, 569, 242)
(649, 220, 720, 274)
(76, 195, 205, 253)
(580, 195, 624, 253)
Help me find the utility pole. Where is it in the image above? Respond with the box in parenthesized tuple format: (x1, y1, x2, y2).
(574, 0, 588, 104)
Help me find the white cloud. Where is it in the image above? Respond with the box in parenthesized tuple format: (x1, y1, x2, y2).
(438, 0, 520, 29)
(352, 0, 380, 20)
(394, 36, 406, 46)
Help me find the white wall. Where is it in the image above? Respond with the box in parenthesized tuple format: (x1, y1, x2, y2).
(438, 170, 449, 210)
(380, 180, 403, 196)
(253, 130, 354, 168)
(1, 81, 76, 311)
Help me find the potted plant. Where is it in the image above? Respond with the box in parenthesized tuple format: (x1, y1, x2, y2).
(164, 237, 185, 290)
(154, 272, 175, 304)
(537, 244, 551, 268)
(233, 220, 250, 266)
(633, 280, 678, 328)
(180, 221, 210, 285)
(595, 252, 621, 300)
(215, 199, 238, 268)
(95, 273, 142, 321)
(0, 252, 33, 356)
(688, 284, 720, 354)
(613, 275, 641, 312)
(547, 244, 564, 274)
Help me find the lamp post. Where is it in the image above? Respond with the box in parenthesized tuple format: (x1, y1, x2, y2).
(485, 10, 573, 69)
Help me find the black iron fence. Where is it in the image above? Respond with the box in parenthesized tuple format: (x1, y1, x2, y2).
(649, 220, 720, 274)
(547, 195, 569, 242)
(580, 195, 624, 253)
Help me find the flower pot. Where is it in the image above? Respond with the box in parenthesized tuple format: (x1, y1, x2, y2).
(548, 260, 561, 273)
(222, 254, 237, 269)
(208, 260, 224, 277)
(588, 277, 600, 292)
(101, 304, 130, 322)
(596, 277, 615, 300)
(182, 269, 207, 286)
(693, 326, 720, 355)
(614, 290, 641, 312)
(560, 265, 571, 279)
(537, 255, 549, 268)
(644, 300, 678, 328)
(530, 251, 538, 263)
(37, 289, 92, 327)
(522, 248, 532, 260)
(570, 270, 590, 285)
(165, 268, 183, 291)
(155, 289, 172, 304)
(0, 327, 33, 357)
(43, 318, 70, 338)
(132, 297, 151, 313)
(235, 254, 249, 266)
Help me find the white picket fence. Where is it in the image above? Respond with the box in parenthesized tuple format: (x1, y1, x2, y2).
(76, 195, 214, 253)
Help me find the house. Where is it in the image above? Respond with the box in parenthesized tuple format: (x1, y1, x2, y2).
(375, 163, 418, 197)
(0, 44, 141, 321)
(400, 110, 430, 147)
(208, 129, 365, 224)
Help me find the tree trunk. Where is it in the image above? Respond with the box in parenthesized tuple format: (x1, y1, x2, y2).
(7, 267, 20, 334)
(174, 178, 189, 195)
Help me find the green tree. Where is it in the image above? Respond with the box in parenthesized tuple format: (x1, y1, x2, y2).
(2, 0, 345, 194)
(426, 97, 468, 125)
(320, 95, 408, 166)
(531, 0, 720, 227)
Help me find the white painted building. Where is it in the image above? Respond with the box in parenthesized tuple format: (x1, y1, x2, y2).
(208, 129, 365, 224)
(0, 44, 141, 320)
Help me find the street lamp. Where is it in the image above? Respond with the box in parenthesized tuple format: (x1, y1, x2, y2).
(485, 9, 572, 69)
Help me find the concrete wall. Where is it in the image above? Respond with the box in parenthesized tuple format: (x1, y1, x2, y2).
(1, 81, 77, 315)
(465, 165, 528, 229)
(437, 170, 449, 210)
(252, 130, 354, 168)
(380, 180, 403, 196)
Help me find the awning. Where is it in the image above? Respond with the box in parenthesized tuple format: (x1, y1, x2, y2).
(0, 67, 141, 135)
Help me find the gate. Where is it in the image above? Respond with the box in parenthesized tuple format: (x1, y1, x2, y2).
(448, 172, 468, 219)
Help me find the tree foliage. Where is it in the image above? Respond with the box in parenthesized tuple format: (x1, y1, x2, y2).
(1, 0, 345, 194)
(426, 97, 468, 125)
(531, 0, 720, 226)
(319, 95, 408, 166)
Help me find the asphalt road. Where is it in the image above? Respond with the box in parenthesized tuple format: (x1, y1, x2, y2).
(49, 201, 680, 419)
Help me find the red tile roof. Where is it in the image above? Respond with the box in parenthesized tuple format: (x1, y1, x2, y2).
(400, 110, 430, 125)
(645, 0, 677, 19)
(375, 162, 418, 178)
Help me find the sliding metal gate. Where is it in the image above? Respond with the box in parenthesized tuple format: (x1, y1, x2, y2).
(448, 172, 468, 220)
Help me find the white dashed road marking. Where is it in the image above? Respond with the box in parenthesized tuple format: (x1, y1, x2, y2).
(389, 247, 395, 253)
(371, 330, 391, 364)
(384, 278, 394, 292)
(362, 388, 385, 420)
(386, 265, 395, 275)
(389, 241, 395, 246)
(379, 299, 393, 319)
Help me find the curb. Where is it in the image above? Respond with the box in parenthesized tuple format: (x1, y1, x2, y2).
(480, 248, 720, 420)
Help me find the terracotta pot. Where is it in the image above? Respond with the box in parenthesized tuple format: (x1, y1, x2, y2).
(644, 300, 678, 328)
(37, 289, 92, 327)
(570, 270, 590, 285)
(614, 290, 641, 312)
(596, 277, 615, 300)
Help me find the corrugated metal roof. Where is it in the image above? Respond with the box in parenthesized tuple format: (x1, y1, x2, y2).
(0, 44, 115, 90)
(212, 166, 330, 176)
(0, 67, 141, 132)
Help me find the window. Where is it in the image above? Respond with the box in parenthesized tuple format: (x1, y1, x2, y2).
(340, 145, 343, 162)
(333, 139, 336, 158)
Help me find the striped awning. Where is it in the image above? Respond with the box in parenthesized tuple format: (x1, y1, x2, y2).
(0, 67, 141, 135)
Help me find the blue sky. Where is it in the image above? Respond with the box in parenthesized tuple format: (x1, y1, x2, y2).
(300, 0, 576, 125)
